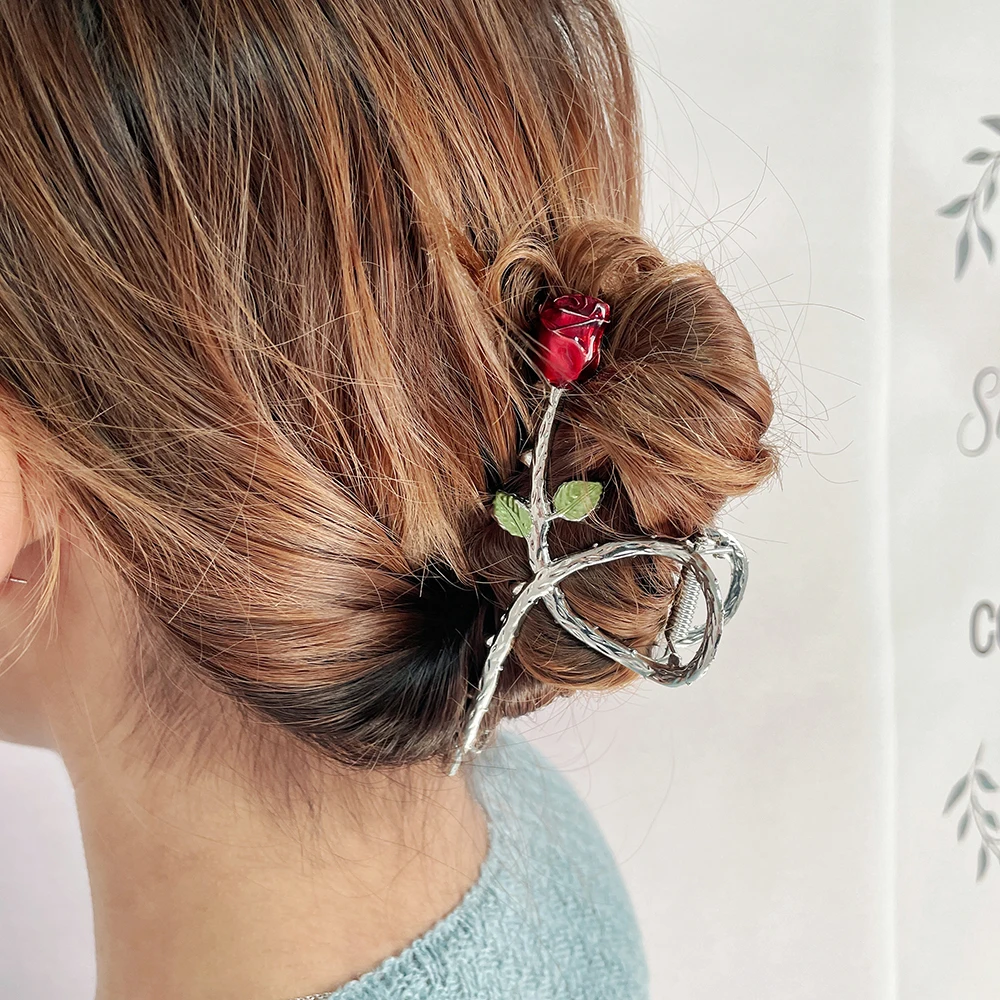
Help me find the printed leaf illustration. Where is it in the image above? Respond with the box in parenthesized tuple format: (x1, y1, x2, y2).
(939, 120, 1000, 279)
(552, 480, 603, 521)
(978, 225, 995, 262)
(944, 774, 970, 813)
(938, 195, 971, 217)
(957, 229, 971, 278)
(943, 747, 1000, 886)
(975, 769, 998, 791)
(493, 491, 532, 537)
(965, 148, 994, 164)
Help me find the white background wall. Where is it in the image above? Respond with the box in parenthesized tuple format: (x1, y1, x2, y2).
(521, 1, 895, 998)
(890, 3, 1000, 998)
(9, 0, 996, 997)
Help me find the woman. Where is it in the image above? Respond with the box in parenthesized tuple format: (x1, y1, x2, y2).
(0, 1, 778, 997)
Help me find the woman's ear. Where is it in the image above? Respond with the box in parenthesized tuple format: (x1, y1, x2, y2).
(0, 430, 28, 581)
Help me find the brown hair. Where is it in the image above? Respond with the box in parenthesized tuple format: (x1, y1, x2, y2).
(0, 0, 778, 775)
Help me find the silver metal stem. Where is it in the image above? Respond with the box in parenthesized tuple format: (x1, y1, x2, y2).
(527, 384, 564, 571)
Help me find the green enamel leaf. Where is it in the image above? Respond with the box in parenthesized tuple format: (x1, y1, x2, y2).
(493, 491, 532, 537)
(552, 480, 603, 521)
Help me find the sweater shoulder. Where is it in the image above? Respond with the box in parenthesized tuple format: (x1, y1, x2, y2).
(326, 729, 650, 1000)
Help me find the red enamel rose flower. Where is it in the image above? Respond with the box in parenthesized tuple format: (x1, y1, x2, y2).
(536, 293, 610, 387)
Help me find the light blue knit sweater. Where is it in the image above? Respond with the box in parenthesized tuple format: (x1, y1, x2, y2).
(319, 728, 650, 999)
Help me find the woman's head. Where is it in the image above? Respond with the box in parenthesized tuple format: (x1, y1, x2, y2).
(0, 0, 777, 783)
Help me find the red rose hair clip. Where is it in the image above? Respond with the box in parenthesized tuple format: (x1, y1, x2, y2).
(449, 293, 750, 774)
(535, 292, 609, 386)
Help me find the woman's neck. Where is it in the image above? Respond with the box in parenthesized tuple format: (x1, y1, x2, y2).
(64, 722, 489, 1000)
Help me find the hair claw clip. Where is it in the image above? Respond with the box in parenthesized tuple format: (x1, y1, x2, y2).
(448, 293, 751, 774)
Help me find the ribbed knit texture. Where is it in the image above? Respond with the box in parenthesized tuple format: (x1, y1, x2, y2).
(318, 728, 650, 1000)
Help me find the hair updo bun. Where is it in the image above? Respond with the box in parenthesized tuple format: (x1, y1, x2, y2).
(0, 0, 778, 778)
(461, 218, 778, 726)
